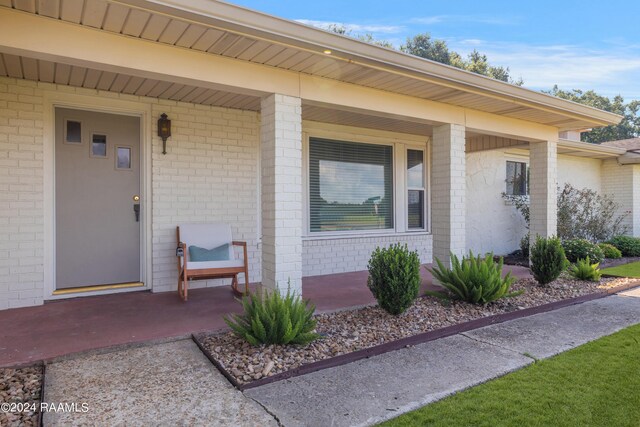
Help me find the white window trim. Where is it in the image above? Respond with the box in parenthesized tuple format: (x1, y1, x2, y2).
(302, 122, 430, 238)
(504, 154, 530, 197)
(405, 146, 429, 232)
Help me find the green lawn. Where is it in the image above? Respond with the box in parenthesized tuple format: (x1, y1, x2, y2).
(381, 324, 640, 427)
(600, 261, 640, 278)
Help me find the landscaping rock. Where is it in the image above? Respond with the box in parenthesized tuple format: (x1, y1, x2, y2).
(0, 366, 43, 427)
(199, 276, 638, 385)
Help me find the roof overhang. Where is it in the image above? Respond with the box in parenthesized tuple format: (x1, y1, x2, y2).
(0, 0, 623, 132)
(558, 138, 626, 159)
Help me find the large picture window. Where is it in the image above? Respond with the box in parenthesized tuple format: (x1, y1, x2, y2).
(309, 138, 394, 232)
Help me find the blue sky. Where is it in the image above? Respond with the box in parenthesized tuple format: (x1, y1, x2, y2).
(229, 1, 640, 100)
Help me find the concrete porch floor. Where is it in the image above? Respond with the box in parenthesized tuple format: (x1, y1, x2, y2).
(0, 265, 531, 367)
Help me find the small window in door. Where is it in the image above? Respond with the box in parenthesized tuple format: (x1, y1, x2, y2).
(65, 120, 82, 144)
(116, 146, 131, 170)
(91, 134, 107, 158)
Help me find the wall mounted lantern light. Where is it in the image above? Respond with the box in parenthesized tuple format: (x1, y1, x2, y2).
(158, 113, 172, 155)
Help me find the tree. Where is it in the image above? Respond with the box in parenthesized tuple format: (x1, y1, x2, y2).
(322, 24, 393, 49)
(401, 34, 523, 85)
(545, 86, 640, 143)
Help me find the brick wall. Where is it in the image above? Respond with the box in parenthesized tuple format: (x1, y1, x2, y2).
(602, 159, 638, 237)
(0, 78, 44, 309)
(150, 99, 261, 293)
(303, 234, 432, 276)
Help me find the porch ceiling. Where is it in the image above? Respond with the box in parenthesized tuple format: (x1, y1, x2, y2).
(0, 0, 622, 132)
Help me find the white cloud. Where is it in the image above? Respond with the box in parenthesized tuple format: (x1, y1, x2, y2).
(448, 39, 640, 99)
(295, 19, 404, 34)
(411, 15, 519, 26)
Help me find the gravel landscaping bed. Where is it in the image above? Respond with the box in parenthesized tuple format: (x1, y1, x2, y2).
(198, 276, 639, 385)
(0, 366, 43, 427)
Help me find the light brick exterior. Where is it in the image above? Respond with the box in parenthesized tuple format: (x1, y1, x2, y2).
(529, 140, 558, 239)
(602, 159, 640, 237)
(432, 123, 466, 265)
(0, 78, 45, 310)
(260, 94, 303, 294)
(150, 99, 261, 293)
(303, 234, 432, 276)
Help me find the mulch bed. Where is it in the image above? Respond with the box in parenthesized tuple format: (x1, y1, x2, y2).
(0, 365, 43, 427)
(196, 275, 639, 387)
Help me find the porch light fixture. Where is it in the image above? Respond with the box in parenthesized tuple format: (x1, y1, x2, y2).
(323, 49, 332, 55)
(158, 113, 172, 155)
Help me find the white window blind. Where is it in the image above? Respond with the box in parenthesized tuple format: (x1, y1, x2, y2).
(309, 138, 394, 232)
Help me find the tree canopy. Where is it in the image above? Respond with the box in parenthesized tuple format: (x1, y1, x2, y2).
(545, 86, 640, 143)
(400, 34, 523, 86)
(321, 24, 637, 143)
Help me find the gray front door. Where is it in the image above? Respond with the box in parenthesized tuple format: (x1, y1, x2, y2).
(55, 108, 141, 289)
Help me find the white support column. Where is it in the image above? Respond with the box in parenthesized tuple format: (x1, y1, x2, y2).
(529, 140, 558, 240)
(260, 94, 303, 295)
(432, 123, 466, 265)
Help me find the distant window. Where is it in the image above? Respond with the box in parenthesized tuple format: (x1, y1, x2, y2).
(91, 134, 107, 158)
(65, 120, 81, 144)
(506, 161, 528, 196)
(309, 138, 393, 232)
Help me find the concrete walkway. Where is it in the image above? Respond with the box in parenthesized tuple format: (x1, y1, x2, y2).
(246, 293, 640, 427)
(40, 291, 640, 426)
(43, 340, 278, 426)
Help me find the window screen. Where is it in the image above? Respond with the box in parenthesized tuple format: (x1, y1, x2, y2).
(309, 138, 393, 232)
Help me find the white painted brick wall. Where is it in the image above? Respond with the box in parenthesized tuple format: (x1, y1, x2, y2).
(0, 77, 45, 310)
(432, 123, 466, 265)
(602, 159, 639, 237)
(260, 94, 303, 294)
(529, 140, 558, 239)
(303, 234, 432, 276)
(150, 99, 261, 293)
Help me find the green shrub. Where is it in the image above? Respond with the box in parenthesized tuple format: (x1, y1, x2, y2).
(520, 234, 530, 258)
(562, 239, 604, 264)
(608, 235, 640, 257)
(367, 243, 421, 315)
(224, 288, 319, 346)
(530, 236, 569, 285)
(568, 257, 602, 281)
(428, 251, 522, 304)
(598, 243, 622, 259)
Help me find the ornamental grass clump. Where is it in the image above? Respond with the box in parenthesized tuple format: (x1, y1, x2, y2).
(530, 236, 569, 285)
(428, 251, 522, 304)
(367, 243, 421, 315)
(224, 288, 320, 346)
(568, 257, 602, 282)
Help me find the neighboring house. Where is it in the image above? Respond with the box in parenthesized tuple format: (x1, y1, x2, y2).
(0, 0, 633, 310)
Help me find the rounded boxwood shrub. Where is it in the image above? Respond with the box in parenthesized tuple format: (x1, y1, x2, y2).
(607, 235, 640, 257)
(531, 236, 569, 285)
(562, 239, 604, 264)
(598, 243, 622, 259)
(367, 243, 421, 315)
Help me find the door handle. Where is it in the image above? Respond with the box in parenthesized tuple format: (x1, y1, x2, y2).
(133, 204, 140, 222)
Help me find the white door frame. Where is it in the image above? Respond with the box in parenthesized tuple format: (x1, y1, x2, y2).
(43, 91, 153, 300)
